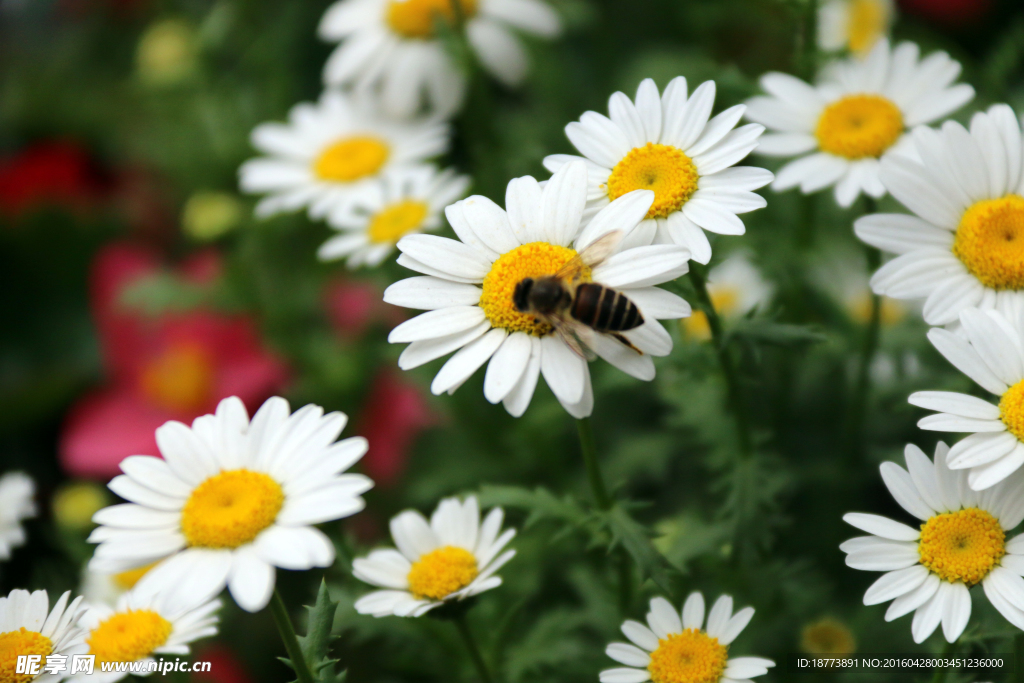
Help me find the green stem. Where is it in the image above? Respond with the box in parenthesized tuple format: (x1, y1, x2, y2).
(797, 0, 820, 80)
(269, 589, 315, 683)
(929, 639, 956, 683)
(617, 551, 633, 615)
(1014, 631, 1024, 683)
(688, 268, 753, 457)
(577, 417, 612, 510)
(454, 613, 494, 683)
(797, 193, 817, 250)
(847, 197, 882, 457)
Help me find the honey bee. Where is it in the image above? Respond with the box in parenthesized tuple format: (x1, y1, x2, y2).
(512, 231, 643, 359)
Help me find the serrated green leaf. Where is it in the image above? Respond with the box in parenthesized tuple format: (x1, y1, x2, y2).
(728, 318, 827, 347)
(478, 484, 595, 530)
(601, 506, 678, 595)
(285, 581, 347, 683)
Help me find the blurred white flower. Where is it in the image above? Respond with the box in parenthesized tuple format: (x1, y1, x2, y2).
(239, 90, 449, 221)
(319, 0, 561, 119)
(545, 77, 772, 265)
(353, 496, 514, 617)
(746, 39, 974, 208)
(684, 252, 772, 339)
(319, 165, 470, 268)
(818, 0, 894, 56)
(383, 161, 691, 418)
(0, 471, 35, 561)
(855, 105, 1024, 326)
(0, 589, 88, 683)
(600, 593, 774, 683)
(88, 396, 373, 612)
(842, 442, 1024, 642)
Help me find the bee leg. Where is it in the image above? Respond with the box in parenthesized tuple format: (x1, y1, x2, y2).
(611, 333, 643, 355)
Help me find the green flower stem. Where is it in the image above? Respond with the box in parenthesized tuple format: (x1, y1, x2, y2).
(688, 268, 753, 457)
(577, 417, 612, 510)
(797, 0, 820, 80)
(930, 639, 956, 683)
(454, 612, 494, 683)
(797, 193, 817, 249)
(847, 197, 882, 457)
(269, 589, 315, 683)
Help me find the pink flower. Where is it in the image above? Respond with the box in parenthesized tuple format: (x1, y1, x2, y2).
(60, 242, 289, 478)
(323, 276, 405, 340)
(356, 371, 435, 487)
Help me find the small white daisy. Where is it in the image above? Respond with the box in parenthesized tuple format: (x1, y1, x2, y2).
(842, 442, 1024, 642)
(818, 0, 894, 56)
(544, 77, 773, 265)
(683, 252, 773, 339)
(319, 0, 561, 119)
(87, 395, 373, 613)
(239, 90, 449, 221)
(79, 564, 158, 608)
(73, 591, 219, 682)
(0, 472, 35, 561)
(855, 104, 1024, 325)
(600, 592, 774, 683)
(746, 39, 975, 208)
(353, 495, 514, 617)
(318, 165, 470, 268)
(0, 589, 88, 683)
(908, 308, 1024, 490)
(383, 160, 692, 418)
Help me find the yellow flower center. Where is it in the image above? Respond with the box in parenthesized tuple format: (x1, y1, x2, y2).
(180, 469, 284, 549)
(850, 293, 904, 325)
(847, 0, 887, 54)
(406, 546, 479, 600)
(800, 618, 857, 656)
(368, 200, 430, 244)
(0, 629, 52, 683)
(815, 94, 903, 159)
(479, 242, 587, 336)
(113, 562, 157, 591)
(952, 195, 1024, 291)
(684, 288, 739, 339)
(386, 0, 478, 38)
(647, 629, 728, 683)
(918, 507, 1005, 585)
(999, 379, 1024, 442)
(139, 344, 214, 414)
(314, 137, 390, 183)
(607, 143, 699, 219)
(87, 610, 173, 666)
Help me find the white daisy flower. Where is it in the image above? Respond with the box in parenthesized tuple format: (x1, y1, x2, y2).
(383, 160, 692, 418)
(353, 495, 514, 617)
(600, 592, 775, 683)
(0, 589, 88, 683)
(239, 90, 449, 221)
(87, 395, 373, 613)
(543, 77, 773, 265)
(818, 0, 894, 56)
(683, 252, 773, 339)
(0, 472, 35, 561)
(73, 591, 219, 683)
(854, 105, 1024, 325)
(841, 442, 1024, 642)
(908, 308, 1024, 490)
(318, 165, 470, 268)
(79, 564, 158, 608)
(746, 39, 975, 208)
(319, 0, 561, 119)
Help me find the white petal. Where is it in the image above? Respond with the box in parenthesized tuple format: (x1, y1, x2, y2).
(843, 513, 920, 541)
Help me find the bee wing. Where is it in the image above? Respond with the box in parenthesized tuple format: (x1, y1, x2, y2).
(540, 313, 597, 361)
(554, 230, 624, 283)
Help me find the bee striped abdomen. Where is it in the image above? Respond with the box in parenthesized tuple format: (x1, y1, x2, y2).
(572, 283, 643, 332)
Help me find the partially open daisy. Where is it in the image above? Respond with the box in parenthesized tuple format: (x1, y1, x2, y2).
(818, 0, 894, 56)
(600, 593, 774, 683)
(842, 442, 1024, 642)
(0, 589, 88, 683)
(318, 165, 470, 268)
(239, 90, 449, 221)
(88, 396, 373, 612)
(353, 496, 514, 617)
(908, 308, 1024, 490)
(383, 160, 692, 418)
(746, 39, 974, 208)
(855, 105, 1024, 325)
(80, 564, 157, 608)
(0, 472, 35, 561)
(544, 78, 772, 265)
(74, 591, 219, 683)
(319, 0, 561, 119)
(683, 252, 772, 340)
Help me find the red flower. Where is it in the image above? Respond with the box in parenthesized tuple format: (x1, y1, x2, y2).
(356, 371, 435, 487)
(323, 276, 405, 340)
(60, 242, 289, 479)
(0, 142, 104, 217)
(898, 0, 993, 25)
(190, 645, 251, 683)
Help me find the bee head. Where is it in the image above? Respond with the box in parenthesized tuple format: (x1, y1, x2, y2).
(512, 278, 534, 313)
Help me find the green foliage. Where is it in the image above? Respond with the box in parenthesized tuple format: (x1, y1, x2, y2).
(290, 581, 347, 683)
